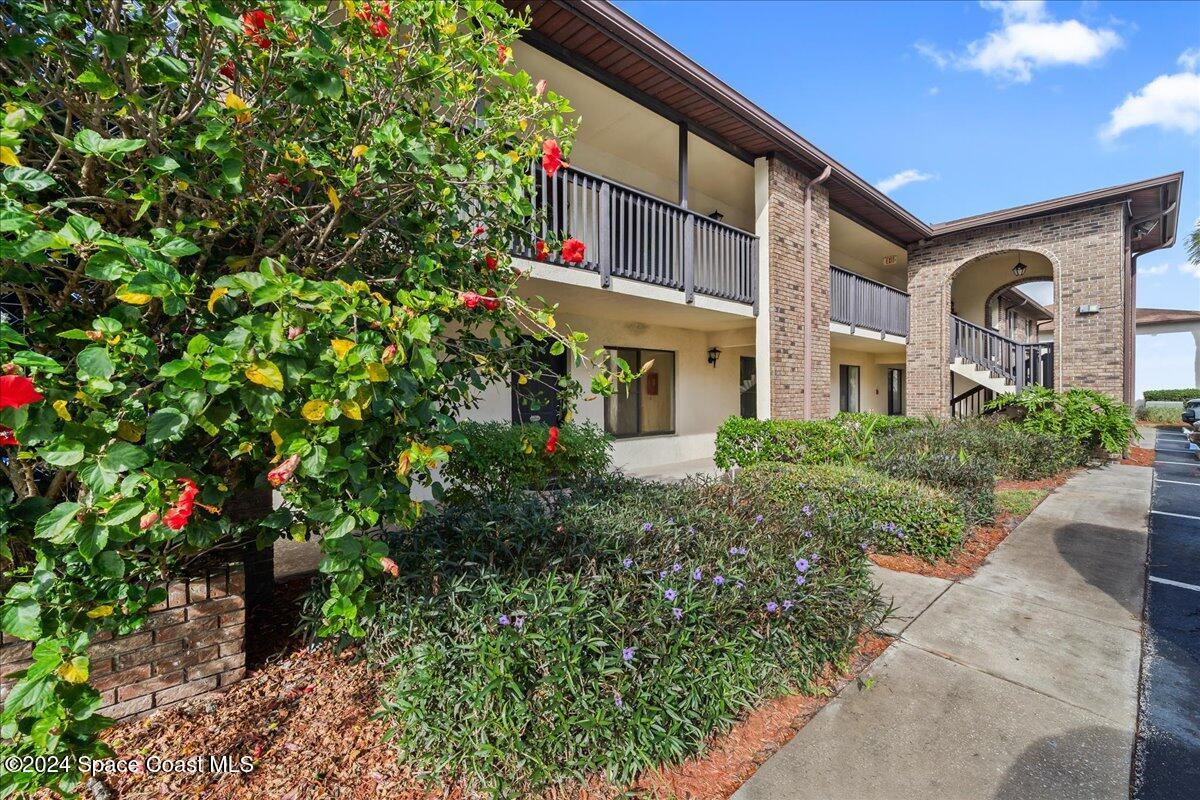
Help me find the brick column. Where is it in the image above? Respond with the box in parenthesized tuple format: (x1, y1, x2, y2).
(766, 157, 831, 419)
(1, 564, 246, 722)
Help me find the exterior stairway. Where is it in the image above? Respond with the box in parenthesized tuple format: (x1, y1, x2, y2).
(949, 314, 1054, 417)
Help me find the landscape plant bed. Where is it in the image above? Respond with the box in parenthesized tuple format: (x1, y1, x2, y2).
(869, 472, 1071, 580)
(96, 633, 893, 800)
(1121, 446, 1156, 467)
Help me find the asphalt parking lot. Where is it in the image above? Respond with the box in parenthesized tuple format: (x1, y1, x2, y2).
(1134, 427, 1200, 799)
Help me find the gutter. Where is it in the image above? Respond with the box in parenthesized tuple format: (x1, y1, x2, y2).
(804, 165, 833, 419)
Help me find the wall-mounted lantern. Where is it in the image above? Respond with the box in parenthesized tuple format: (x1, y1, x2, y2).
(708, 209, 724, 222)
(1011, 250, 1029, 277)
(707, 347, 722, 368)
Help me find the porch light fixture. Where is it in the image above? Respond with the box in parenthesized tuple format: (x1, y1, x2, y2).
(708, 209, 724, 222)
(1011, 251, 1029, 278)
(707, 347, 722, 368)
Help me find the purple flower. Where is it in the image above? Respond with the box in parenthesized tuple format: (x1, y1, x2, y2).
(754, 514, 764, 524)
(692, 567, 703, 581)
(513, 616, 525, 630)
(896, 530, 907, 539)
(729, 546, 739, 555)
(794, 558, 809, 573)
(642, 522, 653, 532)
(860, 541, 870, 551)
(687, 526, 695, 534)
(795, 575, 806, 586)
(622, 647, 636, 662)
(622, 557, 633, 569)
(672, 563, 683, 573)
(713, 575, 725, 586)
(498, 615, 511, 626)
(664, 588, 677, 601)
(811, 553, 820, 561)
(613, 691, 624, 708)
(672, 607, 683, 620)
(667, 518, 675, 525)
(783, 599, 794, 610)
(804, 531, 814, 539)
(766, 601, 779, 613)
(801, 505, 812, 516)
(659, 569, 668, 579)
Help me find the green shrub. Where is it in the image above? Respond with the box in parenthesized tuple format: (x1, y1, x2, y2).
(1143, 389, 1200, 402)
(833, 411, 925, 436)
(740, 462, 965, 561)
(714, 416, 852, 469)
(892, 416, 1083, 481)
(868, 424, 997, 525)
(988, 386, 1138, 455)
(441, 421, 611, 499)
(1138, 404, 1187, 424)
(353, 476, 883, 795)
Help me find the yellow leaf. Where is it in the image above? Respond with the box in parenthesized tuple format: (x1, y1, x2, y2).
(302, 399, 329, 422)
(225, 92, 251, 123)
(270, 430, 283, 448)
(343, 1, 357, 18)
(207, 286, 229, 313)
(244, 360, 284, 391)
(86, 604, 114, 619)
(117, 421, 144, 442)
(52, 399, 72, 422)
(545, 314, 556, 329)
(517, 375, 528, 385)
(507, 150, 520, 164)
(115, 289, 152, 305)
(351, 144, 368, 158)
(326, 185, 341, 212)
(330, 339, 355, 359)
(176, 179, 190, 191)
(0, 146, 20, 167)
(340, 399, 363, 420)
(57, 657, 89, 684)
(475, 151, 486, 160)
(366, 363, 388, 382)
(564, 409, 574, 423)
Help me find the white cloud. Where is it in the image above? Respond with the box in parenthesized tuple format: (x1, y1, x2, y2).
(875, 169, 935, 194)
(1101, 70, 1200, 140)
(927, 86, 942, 96)
(1139, 263, 1171, 276)
(1181, 262, 1200, 279)
(917, 1, 1122, 83)
(1180, 47, 1200, 71)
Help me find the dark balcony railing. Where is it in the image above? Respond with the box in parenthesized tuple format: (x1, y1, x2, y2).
(950, 314, 1054, 391)
(829, 266, 909, 337)
(514, 163, 758, 308)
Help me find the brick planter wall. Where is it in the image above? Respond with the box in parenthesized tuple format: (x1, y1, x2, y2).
(0, 564, 246, 722)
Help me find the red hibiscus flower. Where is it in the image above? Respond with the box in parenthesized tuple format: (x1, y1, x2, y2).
(0, 375, 44, 409)
(534, 240, 550, 261)
(545, 425, 559, 454)
(369, 18, 390, 38)
(242, 10, 273, 49)
(380, 556, 400, 578)
(485, 254, 499, 271)
(472, 225, 486, 238)
(481, 289, 500, 311)
(0, 426, 18, 447)
(162, 477, 200, 531)
(286, 325, 304, 340)
(219, 61, 236, 80)
(139, 511, 160, 530)
(267, 453, 301, 488)
(382, 344, 398, 364)
(163, 506, 190, 531)
(460, 291, 481, 310)
(560, 238, 586, 265)
(541, 139, 563, 178)
(497, 44, 510, 65)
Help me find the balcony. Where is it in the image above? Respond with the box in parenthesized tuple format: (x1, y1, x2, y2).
(829, 266, 909, 338)
(515, 164, 759, 309)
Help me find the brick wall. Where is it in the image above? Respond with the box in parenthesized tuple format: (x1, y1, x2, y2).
(767, 157, 831, 419)
(907, 202, 1129, 416)
(0, 564, 246, 722)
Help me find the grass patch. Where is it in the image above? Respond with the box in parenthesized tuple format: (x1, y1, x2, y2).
(995, 487, 1049, 518)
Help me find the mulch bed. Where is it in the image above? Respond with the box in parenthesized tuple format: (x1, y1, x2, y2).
(869, 471, 1072, 580)
(1121, 446, 1155, 467)
(97, 592, 894, 800)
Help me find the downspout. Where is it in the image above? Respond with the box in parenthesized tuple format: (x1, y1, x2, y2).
(1124, 197, 1178, 404)
(804, 164, 832, 419)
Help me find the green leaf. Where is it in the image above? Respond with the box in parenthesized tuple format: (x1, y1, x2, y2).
(0, 599, 40, 639)
(94, 551, 126, 578)
(100, 442, 149, 472)
(95, 30, 130, 59)
(11, 351, 63, 373)
(146, 407, 188, 444)
(3, 166, 55, 192)
(103, 498, 144, 527)
(158, 236, 200, 258)
(77, 346, 115, 379)
(76, 523, 107, 561)
(312, 71, 345, 99)
(75, 66, 119, 99)
(34, 502, 82, 543)
(151, 54, 189, 84)
(72, 129, 145, 160)
(39, 439, 86, 467)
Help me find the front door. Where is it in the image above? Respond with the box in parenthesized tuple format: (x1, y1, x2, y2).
(512, 342, 567, 425)
(887, 368, 905, 416)
(739, 356, 757, 419)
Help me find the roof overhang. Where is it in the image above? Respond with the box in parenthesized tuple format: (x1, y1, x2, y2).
(508, 0, 931, 244)
(1137, 307, 1200, 327)
(932, 172, 1184, 254)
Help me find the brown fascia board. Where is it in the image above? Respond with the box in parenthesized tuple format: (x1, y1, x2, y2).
(931, 172, 1184, 236)
(1000, 286, 1054, 320)
(1137, 307, 1200, 325)
(565, 0, 932, 241)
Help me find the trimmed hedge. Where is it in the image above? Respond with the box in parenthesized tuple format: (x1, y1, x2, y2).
(1139, 405, 1187, 424)
(714, 413, 925, 470)
(442, 421, 611, 499)
(740, 462, 965, 561)
(1143, 389, 1200, 402)
(358, 475, 884, 795)
(869, 424, 997, 525)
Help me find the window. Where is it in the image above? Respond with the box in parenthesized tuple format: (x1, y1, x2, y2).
(887, 368, 905, 416)
(511, 339, 567, 426)
(839, 364, 860, 413)
(739, 356, 757, 419)
(604, 348, 675, 437)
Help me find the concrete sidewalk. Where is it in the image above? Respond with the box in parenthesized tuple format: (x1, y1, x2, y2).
(734, 464, 1151, 800)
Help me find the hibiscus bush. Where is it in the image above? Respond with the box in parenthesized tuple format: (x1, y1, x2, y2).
(0, 2, 629, 794)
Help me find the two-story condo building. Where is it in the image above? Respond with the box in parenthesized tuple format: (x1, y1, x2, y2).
(468, 0, 1183, 475)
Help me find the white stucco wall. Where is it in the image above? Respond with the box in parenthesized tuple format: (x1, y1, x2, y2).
(464, 309, 749, 470)
(829, 347, 905, 416)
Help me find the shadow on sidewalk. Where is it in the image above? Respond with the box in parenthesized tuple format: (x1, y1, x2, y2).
(1053, 522, 1146, 617)
(993, 724, 1131, 800)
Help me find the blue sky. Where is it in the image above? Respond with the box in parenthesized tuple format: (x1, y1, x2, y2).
(615, 0, 1200, 394)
